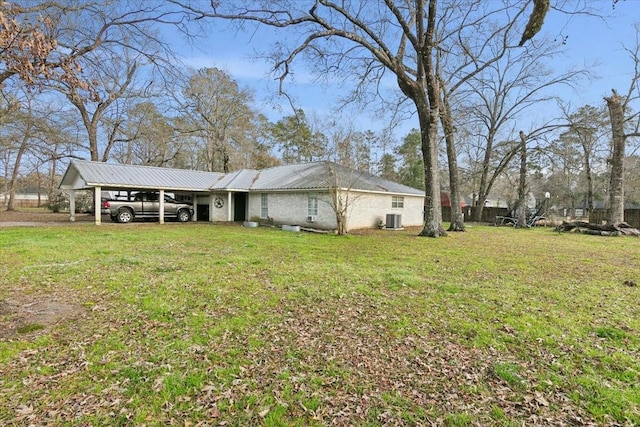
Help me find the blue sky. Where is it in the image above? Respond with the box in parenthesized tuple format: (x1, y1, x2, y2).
(541, 1, 639, 106)
(170, 2, 640, 139)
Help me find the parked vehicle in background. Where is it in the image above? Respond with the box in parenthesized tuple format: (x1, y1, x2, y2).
(100, 191, 112, 215)
(102, 192, 193, 223)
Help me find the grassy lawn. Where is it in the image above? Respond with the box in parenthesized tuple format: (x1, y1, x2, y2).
(1, 222, 639, 426)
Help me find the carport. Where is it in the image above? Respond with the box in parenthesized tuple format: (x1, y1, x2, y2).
(58, 160, 228, 225)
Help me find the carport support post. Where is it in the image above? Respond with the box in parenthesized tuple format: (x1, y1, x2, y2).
(94, 186, 101, 225)
(227, 192, 232, 221)
(69, 190, 76, 222)
(159, 189, 165, 224)
(192, 193, 197, 221)
(209, 194, 214, 222)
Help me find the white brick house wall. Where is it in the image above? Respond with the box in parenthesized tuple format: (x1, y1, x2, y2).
(247, 191, 337, 229)
(346, 191, 424, 229)
(247, 190, 424, 231)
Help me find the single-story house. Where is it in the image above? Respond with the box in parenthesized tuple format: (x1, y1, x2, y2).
(59, 160, 425, 231)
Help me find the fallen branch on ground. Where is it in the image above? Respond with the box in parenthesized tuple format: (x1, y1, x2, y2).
(555, 221, 640, 236)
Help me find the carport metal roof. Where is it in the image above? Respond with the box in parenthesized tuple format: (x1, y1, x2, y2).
(59, 160, 224, 192)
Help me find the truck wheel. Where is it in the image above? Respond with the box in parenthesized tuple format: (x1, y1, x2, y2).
(117, 208, 134, 223)
(177, 209, 191, 222)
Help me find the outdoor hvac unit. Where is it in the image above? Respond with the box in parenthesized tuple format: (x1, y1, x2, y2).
(385, 213, 402, 229)
(307, 215, 317, 222)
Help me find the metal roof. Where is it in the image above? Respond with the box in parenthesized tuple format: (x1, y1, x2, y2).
(211, 169, 260, 191)
(59, 160, 423, 196)
(250, 162, 424, 195)
(59, 160, 224, 192)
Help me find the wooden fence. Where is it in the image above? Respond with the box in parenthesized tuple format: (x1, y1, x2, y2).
(442, 206, 508, 224)
(590, 209, 640, 228)
(443, 206, 640, 227)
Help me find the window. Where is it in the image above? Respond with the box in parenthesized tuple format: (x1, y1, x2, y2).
(308, 194, 318, 216)
(392, 196, 404, 209)
(260, 193, 268, 218)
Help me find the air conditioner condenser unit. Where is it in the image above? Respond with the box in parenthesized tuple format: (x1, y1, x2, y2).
(385, 213, 402, 229)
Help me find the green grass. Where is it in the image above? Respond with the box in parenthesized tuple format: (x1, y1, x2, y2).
(1, 223, 639, 425)
(15, 324, 45, 334)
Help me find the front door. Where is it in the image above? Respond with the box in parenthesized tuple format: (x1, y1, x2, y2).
(233, 193, 247, 221)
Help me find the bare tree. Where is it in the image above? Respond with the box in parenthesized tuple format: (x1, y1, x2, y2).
(555, 104, 609, 214)
(544, 126, 584, 217)
(179, 67, 259, 173)
(625, 155, 640, 204)
(1, 0, 97, 192)
(58, 54, 140, 162)
(57, 3, 186, 161)
(459, 38, 589, 222)
(516, 131, 528, 227)
(0, 1, 93, 92)
(2, 99, 28, 211)
(323, 162, 365, 235)
(319, 118, 376, 173)
(1, 88, 69, 210)
(438, 86, 465, 231)
(7, 1, 186, 162)
(173, 1, 589, 237)
(606, 91, 627, 225)
(110, 102, 183, 167)
(509, 123, 580, 226)
(606, 25, 640, 224)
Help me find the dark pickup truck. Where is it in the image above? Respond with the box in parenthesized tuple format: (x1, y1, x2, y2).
(102, 192, 193, 223)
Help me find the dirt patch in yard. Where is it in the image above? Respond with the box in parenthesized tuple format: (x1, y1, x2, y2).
(0, 209, 95, 224)
(0, 296, 84, 340)
(0, 210, 91, 338)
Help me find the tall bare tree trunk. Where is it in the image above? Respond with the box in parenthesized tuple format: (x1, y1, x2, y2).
(418, 108, 446, 237)
(516, 131, 528, 228)
(48, 153, 58, 207)
(6, 140, 28, 211)
(439, 87, 464, 232)
(475, 183, 490, 221)
(418, 0, 446, 237)
(332, 188, 348, 235)
(583, 149, 594, 214)
(474, 128, 498, 222)
(605, 90, 625, 225)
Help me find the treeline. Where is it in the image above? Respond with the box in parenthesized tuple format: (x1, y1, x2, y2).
(2, 1, 640, 224)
